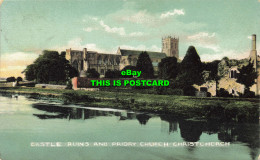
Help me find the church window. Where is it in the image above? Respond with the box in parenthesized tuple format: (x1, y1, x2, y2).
(133, 58, 138, 65)
(72, 60, 78, 71)
(116, 57, 120, 65)
(80, 60, 84, 70)
(104, 56, 108, 65)
(98, 56, 102, 64)
(110, 58, 114, 65)
(101, 69, 104, 75)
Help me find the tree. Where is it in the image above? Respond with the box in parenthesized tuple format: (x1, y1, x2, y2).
(181, 46, 203, 74)
(17, 77, 23, 82)
(175, 46, 203, 89)
(158, 57, 178, 79)
(105, 69, 121, 78)
(6, 77, 16, 82)
(24, 50, 78, 83)
(23, 64, 36, 81)
(121, 65, 137, 78)
(136, 51, 154, 78)
(236, 61, 258, 95)
(85, 68, 100, 78)
(203, 60, 221, 81)
(173, 46, 203, 96)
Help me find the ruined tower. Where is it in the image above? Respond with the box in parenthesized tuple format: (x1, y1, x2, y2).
(249, 34, 257, 68)
(162, 36, 179, 59)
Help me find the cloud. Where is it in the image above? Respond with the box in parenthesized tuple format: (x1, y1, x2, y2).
(121, 10, 157, 24)
(160, 9, 185, 18)
(129, 32, 144, 37)
(200, 50, 249, 62)
(187, 32, 219, 52)
(0, 52, 39, 77)
(115, 9, 185, 26)
(84, 18, 145, 37)
(188, 32, 216, 40)
(83, 27, 98, 32)
(99, 20, 126, 36)
(53, 38, 109, 53)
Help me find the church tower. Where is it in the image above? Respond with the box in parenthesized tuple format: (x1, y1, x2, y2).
(162, 36, 179, 59)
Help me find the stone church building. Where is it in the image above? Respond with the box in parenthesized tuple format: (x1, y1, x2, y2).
(65, 36, 179, 77)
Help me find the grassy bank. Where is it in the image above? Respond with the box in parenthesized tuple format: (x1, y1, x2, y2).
(0, 87, 259, 122)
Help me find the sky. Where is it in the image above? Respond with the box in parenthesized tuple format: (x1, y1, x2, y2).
(0, 0, 260, 77)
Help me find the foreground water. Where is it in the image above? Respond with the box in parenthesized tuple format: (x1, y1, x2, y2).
(0, 95, 259, 160)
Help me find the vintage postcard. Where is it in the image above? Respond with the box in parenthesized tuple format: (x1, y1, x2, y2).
(0, 0, 259, 160)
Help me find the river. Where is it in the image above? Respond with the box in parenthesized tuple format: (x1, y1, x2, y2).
(0, 94, 259, 160)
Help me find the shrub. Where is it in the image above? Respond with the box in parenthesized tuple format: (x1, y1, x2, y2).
(217, 88, 233, 97)
(66, 79, 73, 89)
(85, 68, 100, 78)
(105, 70, 121, 78)
(62, 92, 94, 103)
(6, 77, 16, 82)
(154, 87, 183, 95)
(183, 86, 197, 96)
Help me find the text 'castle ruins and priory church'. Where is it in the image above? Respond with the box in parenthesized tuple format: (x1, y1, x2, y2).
(65, 35, 260, 96)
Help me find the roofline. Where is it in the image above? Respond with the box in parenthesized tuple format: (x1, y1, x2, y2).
(119, 48, 165, 54)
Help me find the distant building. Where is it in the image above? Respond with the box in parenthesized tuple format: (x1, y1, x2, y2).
(117, 48, 167, 74)
(65, 36, 179, 77)
(65, 48, 121, 76)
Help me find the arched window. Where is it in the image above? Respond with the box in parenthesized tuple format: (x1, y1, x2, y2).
(116, 57, 120, 65)
(104, 56, 108, 65)
(133, 58, 138, 66)
(98, 56, 102, 64)
(72, 60, 78, 71)
(128, 55, 132, 65)
(109, 58, 114, 65)
(80, 60, 84, 70)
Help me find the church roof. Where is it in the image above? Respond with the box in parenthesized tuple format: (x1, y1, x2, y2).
(119, 49, 167, 59)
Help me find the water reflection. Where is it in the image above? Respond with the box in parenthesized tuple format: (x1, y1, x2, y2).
(32, 103, 153, 125)
(160, 114, 259, 160)
(19, 100, 260, 160)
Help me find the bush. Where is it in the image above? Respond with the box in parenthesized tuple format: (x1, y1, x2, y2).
(121, 65, 137, 78)
(17, 77, 23, 82)
(154, 87, 183, 95)
(66, 79, 73, 89)
(105, 69, 121, 78)
(6, 77, 16, 82)
(85, 68, 100, 78)
(62, 92, 94, 103)
(183, 86, 197, 96)
(240, 90, 255, 98)
(217, 88, 233, 97)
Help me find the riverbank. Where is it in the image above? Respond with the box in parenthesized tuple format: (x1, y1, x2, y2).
(0, 87, 259, 122)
